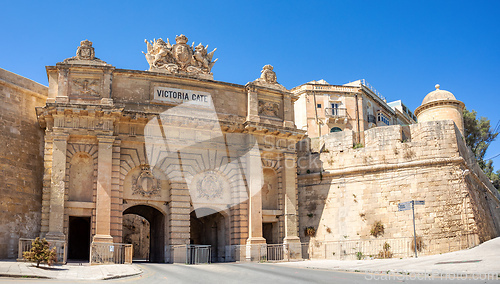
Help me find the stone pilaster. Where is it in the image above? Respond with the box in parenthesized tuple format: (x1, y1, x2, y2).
(246, 149, 266, 258)
(283, 93, 295, 128)
(169, 176, 190, 245)
(40, 137, 53, 235)
(168, 153, 190, 246)
(45, 134, 68, 241)
(56, 68, 69, 103)
(246, 85, 260, 123)
(282, 153, 301, 259)
(101, 68, 114, 105)
(93, 136, 115, 243)
(110, 139, 122, 243)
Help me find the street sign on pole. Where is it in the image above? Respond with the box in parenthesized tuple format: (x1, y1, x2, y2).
(398, 200, 425, 258)
(398, 201, 412, 211)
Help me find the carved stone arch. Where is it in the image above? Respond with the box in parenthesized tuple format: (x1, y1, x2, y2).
(119, 147, 148, 182)
(65, 143, 98, 202)
(172, 148, 247, 209)
(123, 202, 167, 217)
(119, 146, 153, 197)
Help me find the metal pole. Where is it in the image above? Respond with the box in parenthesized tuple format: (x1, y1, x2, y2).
(412, 200, 418, 258)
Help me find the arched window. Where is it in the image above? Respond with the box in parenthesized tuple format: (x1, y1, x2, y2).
(330, 127, 342, 133)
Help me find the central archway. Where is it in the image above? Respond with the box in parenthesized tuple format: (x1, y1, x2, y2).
(123, 205, 165, 263)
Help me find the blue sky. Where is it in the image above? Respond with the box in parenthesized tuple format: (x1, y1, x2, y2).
(1, 0, 499, 167)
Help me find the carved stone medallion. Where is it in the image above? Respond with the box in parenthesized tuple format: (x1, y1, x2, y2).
(132, 165, 160, 197)
(196, 170, 224, 200)
(190, 170, 230, 201)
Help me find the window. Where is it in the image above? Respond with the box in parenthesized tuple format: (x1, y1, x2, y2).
(377, 112, 390, 125)
(330, 127, 342, 133)
(317, 104, 322, 108)
(331, 103, 339, 115)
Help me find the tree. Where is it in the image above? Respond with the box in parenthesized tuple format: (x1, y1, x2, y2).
(463, 108, 500, 190)
(22, 237, 57, 267)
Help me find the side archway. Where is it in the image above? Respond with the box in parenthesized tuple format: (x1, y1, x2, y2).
(123, 205, 165, 263)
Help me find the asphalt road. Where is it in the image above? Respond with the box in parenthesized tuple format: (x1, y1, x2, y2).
(1, 262, 498, 283)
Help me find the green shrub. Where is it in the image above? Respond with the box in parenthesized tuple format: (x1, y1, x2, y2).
(23, 237, 57, 267)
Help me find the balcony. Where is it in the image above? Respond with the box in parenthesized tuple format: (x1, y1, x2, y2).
(325, 108, 348, 124)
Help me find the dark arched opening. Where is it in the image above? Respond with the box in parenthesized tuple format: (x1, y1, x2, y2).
(330, 127, 342, 133)
(123, 205, 165, 263)
(190, 209, 226, 262)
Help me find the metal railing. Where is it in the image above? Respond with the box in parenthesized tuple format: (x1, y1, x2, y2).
(361, 79, 386, 101)
(325, 108, 347, 118)
(18, 238, 67, 264)
(301, 233, 479, 260)
(90, 242, 133, 265)
(223, 243, 294, 262)
(267, 244, 287, 261)
(171, 245, 211, 264)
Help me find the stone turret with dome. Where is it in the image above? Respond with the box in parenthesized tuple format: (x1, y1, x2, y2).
(415, 84, 465, 135)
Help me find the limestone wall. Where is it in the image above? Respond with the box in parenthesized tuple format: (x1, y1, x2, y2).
(0, 68, 47, 258)
(297, 120, 500, 254)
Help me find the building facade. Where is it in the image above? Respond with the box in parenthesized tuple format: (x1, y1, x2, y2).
(292, 79, 418, 141)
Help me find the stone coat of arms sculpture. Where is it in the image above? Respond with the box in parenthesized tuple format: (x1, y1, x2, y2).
(132, 165, 160, 197)
(62, 40, 110, 66)
(143, 34, 217, 80)
(251, 64, 287, 91)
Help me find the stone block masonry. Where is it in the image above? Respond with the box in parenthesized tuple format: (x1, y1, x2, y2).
(0, 68, 48, 258)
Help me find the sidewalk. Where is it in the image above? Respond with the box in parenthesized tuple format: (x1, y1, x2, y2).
(0, 260, 142, 280)
(275, 237, 500, 276)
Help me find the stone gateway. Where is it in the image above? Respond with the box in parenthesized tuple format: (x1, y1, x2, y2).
(0, 36, 499, 262)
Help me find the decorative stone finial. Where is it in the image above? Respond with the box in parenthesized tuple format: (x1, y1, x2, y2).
(76, 39, 95, 60)
(260, 65, 277, 84)
(435, 84, 440, 90)
(143, 34, 217, 80)
(62, 40, 109, 66)
(251, 64, 286, 91)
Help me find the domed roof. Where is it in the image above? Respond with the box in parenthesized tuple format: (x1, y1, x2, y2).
(421, 84, 457, 105)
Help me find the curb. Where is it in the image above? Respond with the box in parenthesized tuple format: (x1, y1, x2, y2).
(102, 270, 143, 280)
(0, 273, 52, 279)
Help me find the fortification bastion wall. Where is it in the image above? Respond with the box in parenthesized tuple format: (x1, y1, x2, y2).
(0, 68, 48, 258)
(297, 120, 500, 255)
